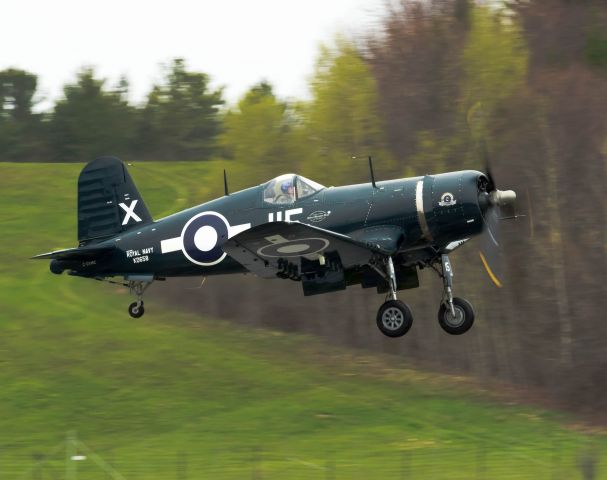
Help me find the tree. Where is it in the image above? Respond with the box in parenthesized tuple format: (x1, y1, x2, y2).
(0, 68, 43, 161)
(137, 59, 224, 161)
(0, 68, 37, 121)
(368, 1, 469, 173)
(461, 7, 528, 144)
(221, 81, 296, 180)
(302, 37, 393, 184)
(49, 68, 136, 162)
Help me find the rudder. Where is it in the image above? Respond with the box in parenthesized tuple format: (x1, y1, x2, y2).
(78, 156, 153, 245)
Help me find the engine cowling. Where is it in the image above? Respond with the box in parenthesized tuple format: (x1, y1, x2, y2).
(421, 170, 487, 244)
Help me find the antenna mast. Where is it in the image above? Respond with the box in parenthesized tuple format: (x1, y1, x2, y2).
(368, 156, 378, 189)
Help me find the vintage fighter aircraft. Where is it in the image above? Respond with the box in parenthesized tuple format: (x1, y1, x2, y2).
(33, 156, 517, 337)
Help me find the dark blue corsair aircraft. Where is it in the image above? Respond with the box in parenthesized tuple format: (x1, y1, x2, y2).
(34, 156, 517, 338)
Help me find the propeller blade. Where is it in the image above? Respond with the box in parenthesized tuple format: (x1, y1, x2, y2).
(525, 188, 534, 240)
(479, 205, 504, 288)
(481, 139, 496, 192)
(477, 136, 519, 288)
(479, 251, 503, 288)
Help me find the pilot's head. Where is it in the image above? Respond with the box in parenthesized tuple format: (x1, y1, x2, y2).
(281, 180, 294, 195)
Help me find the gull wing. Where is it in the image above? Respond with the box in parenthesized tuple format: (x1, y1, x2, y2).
(223, 221, 388, 278)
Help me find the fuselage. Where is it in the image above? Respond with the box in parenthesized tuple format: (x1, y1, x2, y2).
(66, 170, 487, 279)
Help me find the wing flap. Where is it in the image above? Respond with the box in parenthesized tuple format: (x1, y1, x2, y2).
(223, 221, 386, 278)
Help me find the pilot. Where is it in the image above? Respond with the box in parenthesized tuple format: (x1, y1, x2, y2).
(275, 179, 295, 203)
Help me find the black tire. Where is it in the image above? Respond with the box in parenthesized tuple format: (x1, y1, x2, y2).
(376, 300, 413, 338)
(438, 297, 474, 335)
(128, 301, 145, 319)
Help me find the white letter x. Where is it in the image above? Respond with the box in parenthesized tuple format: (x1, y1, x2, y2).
(119, 200, 142, 225)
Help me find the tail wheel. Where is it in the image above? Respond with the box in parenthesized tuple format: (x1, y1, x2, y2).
(438, 297, 474, 335)
(376, 300, 413, 338)
(128, 301, 145, 319)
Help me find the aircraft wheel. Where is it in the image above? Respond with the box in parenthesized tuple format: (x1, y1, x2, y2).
(376, 300, 413, 338)
(438, 297, 474, 335)
(128, 301, 145, 319)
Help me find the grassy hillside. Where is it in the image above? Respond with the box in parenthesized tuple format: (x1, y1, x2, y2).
(0, 162, 605, 479)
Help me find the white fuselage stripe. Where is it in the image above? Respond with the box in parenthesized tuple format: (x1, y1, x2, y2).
(415, 180, 433, 242)
(160, 221, 251, 255)
(228, 223, 251, 237)
(161, 237, 182, 253)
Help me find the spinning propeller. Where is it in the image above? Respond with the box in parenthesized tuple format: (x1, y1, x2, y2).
(477, 143, 517, 288)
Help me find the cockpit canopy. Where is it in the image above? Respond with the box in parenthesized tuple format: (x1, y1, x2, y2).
(263, 174, 325, 205)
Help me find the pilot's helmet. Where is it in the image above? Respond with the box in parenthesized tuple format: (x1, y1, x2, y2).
(281, 180, 293, 193)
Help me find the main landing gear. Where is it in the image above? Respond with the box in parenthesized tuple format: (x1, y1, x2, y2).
(372, 257, 413, 338)
(128, 280, 152, 318)
(433, 254, 475, 335)
(372, 254, 475, 338)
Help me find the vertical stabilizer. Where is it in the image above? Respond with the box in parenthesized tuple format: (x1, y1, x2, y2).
(77, 156, 153, 244)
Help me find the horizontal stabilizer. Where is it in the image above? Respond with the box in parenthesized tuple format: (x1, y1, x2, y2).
(31, 245, 114, 260)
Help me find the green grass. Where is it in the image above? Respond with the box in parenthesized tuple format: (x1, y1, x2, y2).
(0, 162, 605, 479)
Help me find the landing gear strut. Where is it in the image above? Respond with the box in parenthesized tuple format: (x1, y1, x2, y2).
(372, 256, 413, 338)
(128, 280, 152, 318)
(434, 254, 475, 335)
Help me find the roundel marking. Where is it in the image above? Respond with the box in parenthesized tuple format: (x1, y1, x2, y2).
(181, 212, 229, 266)
(257, 238, 330, 258)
